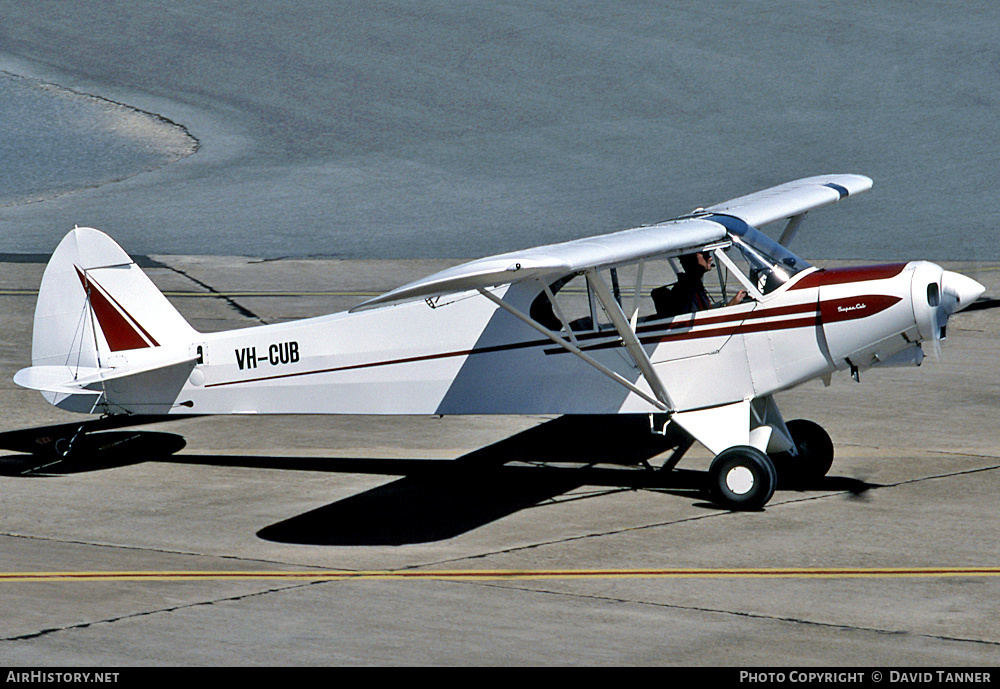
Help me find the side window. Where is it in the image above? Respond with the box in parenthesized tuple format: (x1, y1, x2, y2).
(645, 253, 745, 320)
(529, 251, 751, 334)
(531, 268, 651, 333)
(530, 273, 594, 332)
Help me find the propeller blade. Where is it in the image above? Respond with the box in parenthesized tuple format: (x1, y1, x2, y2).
(927, 271, 984, 359)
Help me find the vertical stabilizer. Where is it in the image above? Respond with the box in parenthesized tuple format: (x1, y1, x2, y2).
(32, 227, 198, 370)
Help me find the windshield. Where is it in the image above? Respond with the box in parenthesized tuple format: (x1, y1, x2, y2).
(711, 215, 811, 295)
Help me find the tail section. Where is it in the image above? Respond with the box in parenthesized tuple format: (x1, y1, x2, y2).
(16, 227, 200, 414)
(32, 227, 197, 367)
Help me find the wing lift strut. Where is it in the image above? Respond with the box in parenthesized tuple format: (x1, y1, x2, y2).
(476, 268, 674, 413)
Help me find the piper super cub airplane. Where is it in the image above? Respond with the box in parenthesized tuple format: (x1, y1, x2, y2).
(13, 174, 985, 510)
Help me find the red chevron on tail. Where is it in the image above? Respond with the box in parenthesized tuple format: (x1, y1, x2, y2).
(75, 266, 159, 351)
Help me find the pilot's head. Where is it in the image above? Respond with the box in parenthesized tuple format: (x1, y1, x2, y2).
(680, 251, 714, 275)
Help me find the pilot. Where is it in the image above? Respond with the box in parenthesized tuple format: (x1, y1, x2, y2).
(652, 251, 746, 317)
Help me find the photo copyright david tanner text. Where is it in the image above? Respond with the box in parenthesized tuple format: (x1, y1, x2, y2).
(740, 671, 992, 684)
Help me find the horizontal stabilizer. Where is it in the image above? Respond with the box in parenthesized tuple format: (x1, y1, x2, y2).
(13, 366, 104, 396)
(15, 355, 198, 395)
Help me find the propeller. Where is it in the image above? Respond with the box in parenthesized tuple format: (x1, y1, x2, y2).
(911, 263, 986, 359)
(935, 270, 986, 356)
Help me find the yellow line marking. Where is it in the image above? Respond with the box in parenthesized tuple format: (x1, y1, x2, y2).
(2, 568, 1000, 583)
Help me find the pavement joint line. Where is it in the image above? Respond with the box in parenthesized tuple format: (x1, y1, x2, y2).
(0, 530, 351, 574)
(1, 579, 317, 643)
(2, 461, 993, 588)
(7, 573, 998, 649)
(925, 448, 1000, 461)
(2, 453, 997, 590)
(411, 460, 1000, 571)
(147, 260, 269, 324)
(878, 461, 1000, 489)
(484, 582, 1000, 648)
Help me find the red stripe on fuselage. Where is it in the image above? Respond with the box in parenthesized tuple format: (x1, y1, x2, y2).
(634, 300, 818, 337)
(820, 295, 902, 323)
(788, 264, 907, 290)
(206, 292, 901, 388)
(567, 310, 821, 355)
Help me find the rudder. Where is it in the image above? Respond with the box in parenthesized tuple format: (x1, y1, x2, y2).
(31, 227, 198, 369)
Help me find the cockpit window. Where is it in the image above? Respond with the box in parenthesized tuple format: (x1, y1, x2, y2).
(713, 215, 811, 295)
(527, 217, 810, 335)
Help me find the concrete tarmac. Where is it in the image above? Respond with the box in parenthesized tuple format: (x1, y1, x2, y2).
(1, 256, 999, 666)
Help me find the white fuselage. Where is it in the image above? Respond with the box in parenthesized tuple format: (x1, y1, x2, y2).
(161, 261, 926, 418)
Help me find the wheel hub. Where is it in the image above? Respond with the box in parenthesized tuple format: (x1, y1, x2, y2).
(725, 466, 755, 495)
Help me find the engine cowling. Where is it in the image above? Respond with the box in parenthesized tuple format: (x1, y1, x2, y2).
(910, 260, 984, 355)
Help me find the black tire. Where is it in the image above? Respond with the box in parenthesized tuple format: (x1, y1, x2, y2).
(708, 445, 777, 511)
(780, 419, 834, 484)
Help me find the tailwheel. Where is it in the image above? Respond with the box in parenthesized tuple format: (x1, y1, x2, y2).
(777, 419, 834, 485)
(708, 445, 777, 511)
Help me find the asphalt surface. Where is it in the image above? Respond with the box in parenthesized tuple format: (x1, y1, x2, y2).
(1, 256, 998, 666)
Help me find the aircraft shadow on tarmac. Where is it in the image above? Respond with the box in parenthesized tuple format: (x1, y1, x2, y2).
(0, 419, 187, 475)
(0, 416, 877, 545)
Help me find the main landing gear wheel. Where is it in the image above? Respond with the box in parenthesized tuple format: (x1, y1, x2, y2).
(708, 445, 777, 511)
(778, 419, 834, 485)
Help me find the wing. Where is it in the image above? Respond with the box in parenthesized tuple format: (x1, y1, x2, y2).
(351, 217, 726, 311)
(702, 173, 872, 228)
(353, 173, 872, 312)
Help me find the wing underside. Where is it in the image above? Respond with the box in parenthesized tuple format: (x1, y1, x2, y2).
(352, 218, 726, 312)
(354, 174, 871, 312)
